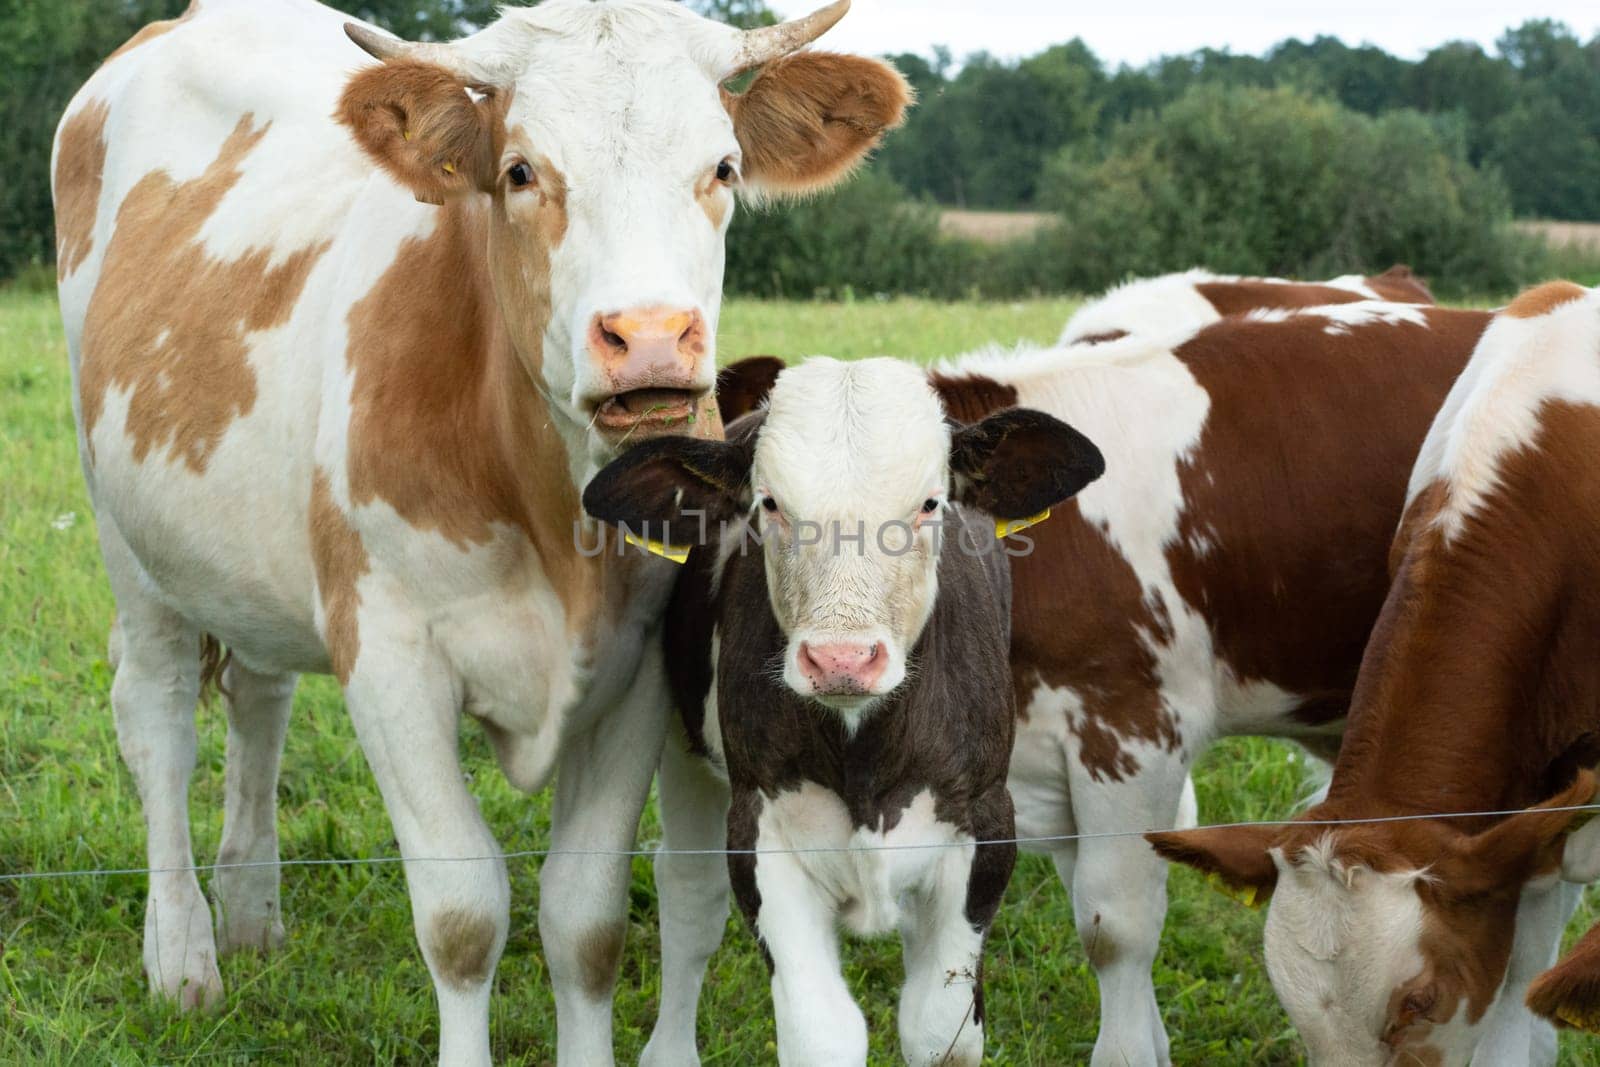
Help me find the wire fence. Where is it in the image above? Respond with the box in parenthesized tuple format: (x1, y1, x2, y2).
(6, 803, 1598, 883)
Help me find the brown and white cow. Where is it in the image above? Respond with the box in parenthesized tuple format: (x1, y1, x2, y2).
(51, 0, 906, 1061)
(585, 357, 1107, 1065)
(1151, 282, 1600, 1066)
(1059, 264, 1435, 346)
(646, 301, 1489, 1064)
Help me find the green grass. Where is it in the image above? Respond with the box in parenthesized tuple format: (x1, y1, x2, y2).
(1, 290, 1595, 1064)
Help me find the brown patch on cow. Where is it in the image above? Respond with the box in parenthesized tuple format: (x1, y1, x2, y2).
(426, 908, 498, 992)
(1503, 280, 1588, 320)
(1528, 921, 1600, 1031)
(1196, 280, 1390, 317)
(696, 173, 731, 230)
(54, 100, 110, 280)
(1163, 307, 1486, 730)
(79, 115, 330, 471)
(1369, 265, 1436, 305)
(1390, 480, 1446, 578)
(1082, 912, 1118, 968)
(102, 1, 198, 65)
(342, 192, 605, 629)
(928, 372, 1018, 425)
(338, 59, 508, 204)
(726, 52, 911, 196)
(309, 469, 370, 685)
(576, 923, 625, 999)
(716, 356, 785, 424)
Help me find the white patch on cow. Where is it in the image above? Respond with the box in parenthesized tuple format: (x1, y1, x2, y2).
(1408, 287, 1600, 541)
(1312, 300, 1430, 336)
(1058, 268, 1229, 345)
(753, 358, 950, 718)
(1009, 678, 1081, 852)
(1325, 274, 1380, 299)
(1263, 842, 1436, 1066)
(1244, 307, 1293, 324)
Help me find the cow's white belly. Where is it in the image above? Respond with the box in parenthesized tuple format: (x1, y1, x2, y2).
(755, 783, 972, 937)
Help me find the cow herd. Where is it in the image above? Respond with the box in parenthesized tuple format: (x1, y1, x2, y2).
(44, 0, 1600, 1064)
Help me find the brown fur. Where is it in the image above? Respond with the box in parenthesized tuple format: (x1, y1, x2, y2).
(715, 356, 786, 424)
(725, 52, 911, 195)
(1194, 273, 1435, 318)
(426, 908, 499, 992)
(1504, 280, 1588, 319)
(576, 923, 626, 999)
(337, 59, 508, 205)
(79, 115, 330, 471)
(1528, 921, 1600, 1032)
(54, 100, 110, 280)
(1369, 264, 1436, 305)
(309, 469, 370, 685)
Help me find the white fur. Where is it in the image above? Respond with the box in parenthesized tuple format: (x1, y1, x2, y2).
(1058, 269, 1229, 346)
(1407, 287, 1600, 541)
(754, 358, 951, 717)
(56, 0, 852, 1062)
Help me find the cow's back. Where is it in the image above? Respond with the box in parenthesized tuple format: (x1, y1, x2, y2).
(953, 305, 1485, 776)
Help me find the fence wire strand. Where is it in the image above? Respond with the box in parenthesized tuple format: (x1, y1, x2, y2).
(6, 803, 1598, 884)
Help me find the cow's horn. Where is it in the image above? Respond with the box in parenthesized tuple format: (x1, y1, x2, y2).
(732, 0, 850, 72)
(344, 21, 516, 87)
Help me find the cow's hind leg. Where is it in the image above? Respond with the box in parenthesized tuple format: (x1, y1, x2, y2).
(640, 723, 731, 1067)
(212, 658, 296, 955)
(1068, 743, 1190, 1067)
(898, 792, 1015, 1067)
(102, 527, 223, 1010)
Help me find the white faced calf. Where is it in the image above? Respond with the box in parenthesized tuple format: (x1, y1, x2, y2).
(584, 358, 1105, 1065)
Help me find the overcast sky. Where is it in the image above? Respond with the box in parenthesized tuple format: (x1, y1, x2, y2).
(771, 2, 1600, 67)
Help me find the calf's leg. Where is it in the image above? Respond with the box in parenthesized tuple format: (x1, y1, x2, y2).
(212, 658, 296, 955)
(1471, 878, 1583, 1067)
(640, 723, 732, 1067)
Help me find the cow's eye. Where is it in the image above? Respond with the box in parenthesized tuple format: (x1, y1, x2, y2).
(761, 496, 779, 513)
(921, 498, 940, 514)
(715, 159, 736, 184)
(507, 162, 535, 188)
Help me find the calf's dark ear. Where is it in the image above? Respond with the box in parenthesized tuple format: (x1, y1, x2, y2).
(1527, 920, 1600, 1033)
(583, 436, 753, 545)
(716, 356, 786, 424)
(949, 408, 1105, 520)
(1147, 825, 1281, 907)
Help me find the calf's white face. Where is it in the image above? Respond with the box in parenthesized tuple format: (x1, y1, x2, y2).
(339, 0, 910, 455)
(752, 359, 951, 712)
(581, 356, 1107, 718)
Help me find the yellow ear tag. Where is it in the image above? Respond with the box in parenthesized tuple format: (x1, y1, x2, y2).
(1556, 1003, 1600, 1034)
(1206, 872, 1263, 909)
(442, 161, 456, 174)
(403, 129, 413, 141)
(995, 508, 1051, 539)
(623, 531, 689, 565)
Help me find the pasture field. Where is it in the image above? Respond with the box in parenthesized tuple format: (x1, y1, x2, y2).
(2, 288, 1596, 1065)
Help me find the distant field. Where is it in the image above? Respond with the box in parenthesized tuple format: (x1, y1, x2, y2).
(3, 290, 1597, 1065)
(938, 210, 1054, 244)
(1519, 220, 1600, 249)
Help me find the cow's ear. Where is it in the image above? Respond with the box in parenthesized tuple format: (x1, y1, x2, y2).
(1147, 825, 1282, 906)
(949, 409, 1105, 521)
(726, 52, 911, 197)
(1435, 773, 1598, 898)
(717, 356, 786, 425)
(338, 58, 502, 205)
(1527, 922, 1600, 1033)
(583, 435, 754, 546)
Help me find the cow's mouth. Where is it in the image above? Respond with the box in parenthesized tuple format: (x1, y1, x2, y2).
(594, 388, 704, 434)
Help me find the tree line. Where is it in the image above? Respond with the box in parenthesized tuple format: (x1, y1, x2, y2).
(3, 1, 1596, 297)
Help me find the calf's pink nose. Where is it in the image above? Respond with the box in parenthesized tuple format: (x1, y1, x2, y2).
(797, 641, 887, 694)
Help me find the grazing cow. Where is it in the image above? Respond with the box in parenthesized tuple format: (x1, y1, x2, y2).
(51, 0, 907, 1061)
(583, 358, 1107, 1065)
(1060, 265, 1435, 346)
(1151, 282, 1600, 1067)
(640, 301, 1490, 1065)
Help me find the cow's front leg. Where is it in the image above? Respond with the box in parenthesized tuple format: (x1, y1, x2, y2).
(344, 636, 507, 1067)
(539, 646, 669, 1066)
(641, 720, 731, 1067)
(1068, 742, 1190, 1067)
(1472, 878, 1583, 1066)
(898, 791, 1015, 1067)
(730, 792, 866, 1066)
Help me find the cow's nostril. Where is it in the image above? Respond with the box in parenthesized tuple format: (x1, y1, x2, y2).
(601, 327, 627, 351)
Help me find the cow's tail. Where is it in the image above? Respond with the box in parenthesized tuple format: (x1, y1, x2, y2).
(199, 633, 233, 704)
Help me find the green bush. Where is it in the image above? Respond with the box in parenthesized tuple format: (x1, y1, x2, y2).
(1034, 85, 1544, 297)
